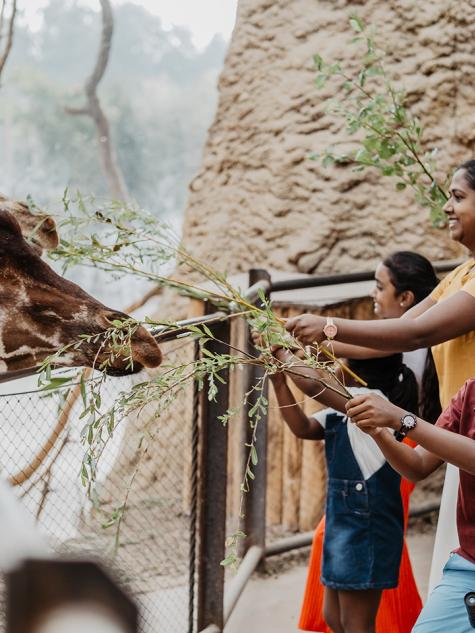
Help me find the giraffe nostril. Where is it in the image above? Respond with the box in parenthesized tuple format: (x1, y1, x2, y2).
(42, 217, 56, 232)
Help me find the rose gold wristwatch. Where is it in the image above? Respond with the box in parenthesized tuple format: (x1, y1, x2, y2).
(323, 317, 338, 340)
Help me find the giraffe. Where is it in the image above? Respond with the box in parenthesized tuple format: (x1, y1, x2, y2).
(0, 193, 59, 253)
(0, 210, 162, 374)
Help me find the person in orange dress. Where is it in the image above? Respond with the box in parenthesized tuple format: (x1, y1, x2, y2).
(297, 252, 440, 633)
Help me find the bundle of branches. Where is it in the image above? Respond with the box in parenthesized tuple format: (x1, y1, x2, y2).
(41, 193, 356, 563)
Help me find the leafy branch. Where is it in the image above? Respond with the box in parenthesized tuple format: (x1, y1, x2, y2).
(40, 194, 358, 563)
(311, 16, 448, 226)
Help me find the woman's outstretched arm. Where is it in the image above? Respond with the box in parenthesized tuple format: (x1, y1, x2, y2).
(286, 292, 475, 350)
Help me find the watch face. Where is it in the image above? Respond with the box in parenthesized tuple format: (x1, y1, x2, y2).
(402, 414, 417, 429)
(324, 324, 337, 338)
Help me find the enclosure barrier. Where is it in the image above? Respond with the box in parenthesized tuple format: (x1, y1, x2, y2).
(0, 259, 458, 633)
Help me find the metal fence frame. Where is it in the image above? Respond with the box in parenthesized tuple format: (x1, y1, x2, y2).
(0, 259, 458, 632)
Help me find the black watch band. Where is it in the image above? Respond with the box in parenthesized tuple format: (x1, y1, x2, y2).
(394, 412, 417, 442)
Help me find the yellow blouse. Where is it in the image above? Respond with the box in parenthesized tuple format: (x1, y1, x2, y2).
(430, 259, 475, 408)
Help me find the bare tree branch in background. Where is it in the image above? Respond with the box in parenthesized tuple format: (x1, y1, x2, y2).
(66, 0, 128, 200)
(0, 0, 17, 82)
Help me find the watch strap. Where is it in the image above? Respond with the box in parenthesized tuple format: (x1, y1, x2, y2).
(394, 412, 417, 442)
(323, 317, 338, 340)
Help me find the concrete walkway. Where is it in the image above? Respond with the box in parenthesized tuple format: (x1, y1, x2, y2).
(225, 528, 435, 633)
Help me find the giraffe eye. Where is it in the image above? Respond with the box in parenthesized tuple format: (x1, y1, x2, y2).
(34, 307, 59, 319)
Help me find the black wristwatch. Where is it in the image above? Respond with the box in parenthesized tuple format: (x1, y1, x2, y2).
(394, 412, 417, 442)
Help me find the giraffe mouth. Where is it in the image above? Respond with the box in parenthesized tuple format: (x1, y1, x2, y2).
(104, 361, 144, 377)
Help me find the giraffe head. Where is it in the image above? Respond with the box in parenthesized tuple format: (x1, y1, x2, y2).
(0, 193, 59, 253)
(0, 210, 162, 374)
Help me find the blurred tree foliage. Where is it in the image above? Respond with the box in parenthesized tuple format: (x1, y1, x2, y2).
(0, 0, 226, 220)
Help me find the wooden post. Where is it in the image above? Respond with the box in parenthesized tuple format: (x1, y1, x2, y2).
(280, 307, 304, 530)
(241, 269, 271, 558)
(197, 309, 230, 632)
(265, 382, 284, 526)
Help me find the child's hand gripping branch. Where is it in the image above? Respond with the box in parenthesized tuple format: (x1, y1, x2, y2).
(345, 390, 475, 479)
(251, 328, 326, 439)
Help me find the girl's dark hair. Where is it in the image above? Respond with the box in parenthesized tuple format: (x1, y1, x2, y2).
(382, 251, 441, 423)
(383, 251, 439, 305)
(457, 159, 475, 190)
(347, 355, 419, 415)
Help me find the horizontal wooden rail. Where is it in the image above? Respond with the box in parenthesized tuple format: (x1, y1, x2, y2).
(269, 259, 462, 292)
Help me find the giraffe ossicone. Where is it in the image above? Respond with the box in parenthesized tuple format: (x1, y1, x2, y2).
(0, 209, 162, 374)
(0, 193, 59, 253)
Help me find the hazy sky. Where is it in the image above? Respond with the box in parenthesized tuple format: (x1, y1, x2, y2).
(20, 0, 239, 49)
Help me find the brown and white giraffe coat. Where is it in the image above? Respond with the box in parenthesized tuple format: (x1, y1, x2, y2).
(0, 193, 59, 253)
(0, 210, 162, 374)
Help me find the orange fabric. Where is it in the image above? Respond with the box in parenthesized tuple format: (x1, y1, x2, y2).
(299, 457, 422, 632)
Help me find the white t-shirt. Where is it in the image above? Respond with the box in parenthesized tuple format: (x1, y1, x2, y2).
(312, 387, 387, 481)
(403, 348, 427, 393)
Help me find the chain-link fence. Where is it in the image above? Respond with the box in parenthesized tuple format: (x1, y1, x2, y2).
(0, 338, 197, 633)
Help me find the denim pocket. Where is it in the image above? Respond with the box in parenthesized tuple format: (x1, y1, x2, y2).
(343, 483, 370, 516)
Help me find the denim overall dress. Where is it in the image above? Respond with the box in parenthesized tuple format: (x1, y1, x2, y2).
(321, 413, 404, 590)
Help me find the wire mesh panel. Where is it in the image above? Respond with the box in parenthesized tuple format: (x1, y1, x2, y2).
(0, 338, 197, 633)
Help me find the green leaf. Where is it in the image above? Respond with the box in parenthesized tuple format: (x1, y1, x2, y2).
(358, 68, 366, 88)
(220, 554, 238, 567)
(395, 182, 407, 190)
(322, 154, 335, 168)
(201, 323, 214, 339)
(41, 377, 73, 391)
(251, 446, 258, 466)
(366, 65, 383, 77)
(312, 53, 324, 71)
(349, 16, 364, 33)
(80, 375, 87, 407)
(315, 74, 327, 89)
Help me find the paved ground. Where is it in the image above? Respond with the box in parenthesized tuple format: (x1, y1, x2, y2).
(225, 527, 435, 633)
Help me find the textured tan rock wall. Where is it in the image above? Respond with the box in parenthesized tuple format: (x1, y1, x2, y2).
(182, 0, 475, 275)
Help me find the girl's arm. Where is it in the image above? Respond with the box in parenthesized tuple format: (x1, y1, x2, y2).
(273, 347, 350, 412)
(270, 371, 324, 440)
(286, 292, 475, 349)
(346, 393, 475, 477)
(366, 428, 443, 482)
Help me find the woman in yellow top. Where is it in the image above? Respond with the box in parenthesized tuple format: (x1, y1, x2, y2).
(285, 159, 475, 588)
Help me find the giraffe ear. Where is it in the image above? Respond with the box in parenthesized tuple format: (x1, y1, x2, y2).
(0, 210, 24, 238)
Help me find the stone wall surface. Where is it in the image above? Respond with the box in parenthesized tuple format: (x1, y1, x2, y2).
(182, 0, 475, 275)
